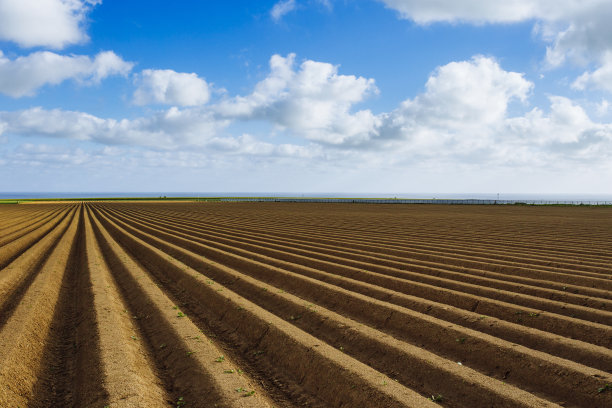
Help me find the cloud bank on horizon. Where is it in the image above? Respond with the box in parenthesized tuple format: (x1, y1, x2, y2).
(0, 0, 611, 193)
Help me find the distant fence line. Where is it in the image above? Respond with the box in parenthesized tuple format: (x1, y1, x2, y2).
(218, 198, 612, 206)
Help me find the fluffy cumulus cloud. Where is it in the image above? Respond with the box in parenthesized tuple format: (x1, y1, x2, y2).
(0, 0, 99, 49)
(507, 96, 598, 145)
(2, 53, 612, 172)
(270, 0, 296, 22)
(380, 1, 612, 91)
(217, 53, 380, 145)
(375, 56, 532, 159)
(390, 56, 532, 129)
(133, 69, 211, 107)
(502, 97, 612, 167)
(572, 53, 612, 93)
(0, 50, 133, 97)
(376, 56, 612, 166)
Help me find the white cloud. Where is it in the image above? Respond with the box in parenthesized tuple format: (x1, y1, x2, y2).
(2, 53, 612, 174)
(379, 0, 542, 24)
(392, 56, 532, 128)
(0, 50, 133, 98)
(595, 99, 610, 116)
(91, 51, 133, 82)
(572, 53, 612, 92)
(0, 106, 231, 148)
(10, 143, 91, 166)
(271, 0, 297, 22)
(0, 0, 100, 49)
(2, 51, 612, 193)
(373, 56, 612, 167)
(378, 0, 601, 25)
(217, 53, 379, 145)
(540, 3, 612, 68)
(0, 120, 6, 144)
(316, 0, 332, 10)
(379, 1, 612, 91)
(0, 105, 322, 159)
(376, 55, 533, 161)
(506, 96, 596, 145)
(133, 69, 211, 107)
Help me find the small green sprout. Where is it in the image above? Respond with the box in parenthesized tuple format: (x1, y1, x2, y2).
(598, 384, 612, 393)
(215, 355, 225, 363)
(430, 394, 443, 402)
(235, 388, 255, 397)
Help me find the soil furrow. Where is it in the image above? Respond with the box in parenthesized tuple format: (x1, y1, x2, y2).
(121, 205, 612, 284)
(93, 205, 612, 408)
(106, 207, 612, 313)
(99, 206, 612, 348)
(0, 205, 73, 270)
(0, 206, 59, 234)
(29, 206, 107, 407)
(132, 204, 612, 263)
(0, 207, 62, 243)
(91, 205, 438, 408)
(122, 206, 612, 300)
(0, 206, 77, 330)
(3, 201, 611, 407)
(122, 205, 612, 273)
(0, 206, 81, 407)
(90, 207, 287, 407)
(81, 205, 169, 407)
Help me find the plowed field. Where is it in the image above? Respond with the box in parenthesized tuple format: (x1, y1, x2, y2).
(1, 202, 611, 408)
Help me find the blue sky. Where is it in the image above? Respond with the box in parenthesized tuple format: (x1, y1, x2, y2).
(1, 0, 612, 194)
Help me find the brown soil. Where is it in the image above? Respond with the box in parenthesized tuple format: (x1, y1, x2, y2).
(0, 202, 611, 407)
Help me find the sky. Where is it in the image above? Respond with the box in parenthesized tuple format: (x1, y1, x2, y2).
(1, 0, 612, 195)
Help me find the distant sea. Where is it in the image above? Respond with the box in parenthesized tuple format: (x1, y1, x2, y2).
(2, 192, 612, 201)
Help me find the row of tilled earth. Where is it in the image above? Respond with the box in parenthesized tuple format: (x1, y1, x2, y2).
(0, 202, 611, 407)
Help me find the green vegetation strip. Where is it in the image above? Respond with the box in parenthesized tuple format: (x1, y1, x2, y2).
(1, 197, 610, 206)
